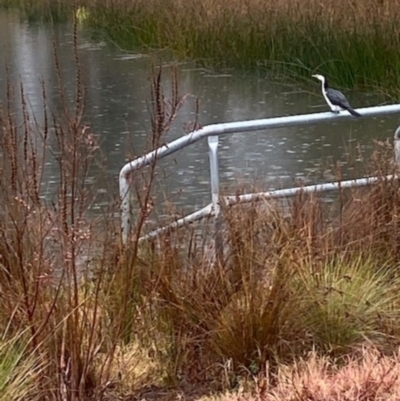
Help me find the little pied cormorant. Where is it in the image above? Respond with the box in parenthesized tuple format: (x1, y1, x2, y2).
(312, 74, 361, 117)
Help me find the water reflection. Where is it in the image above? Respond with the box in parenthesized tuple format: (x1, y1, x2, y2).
(0, 12, 398, 222)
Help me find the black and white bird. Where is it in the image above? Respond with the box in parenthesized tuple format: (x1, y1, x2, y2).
(312, 74, 361, 117)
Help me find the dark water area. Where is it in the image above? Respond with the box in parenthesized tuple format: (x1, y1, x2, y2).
(0, 12, 398, 224)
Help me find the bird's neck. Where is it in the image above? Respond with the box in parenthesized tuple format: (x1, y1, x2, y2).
(322, 79, 329, 90)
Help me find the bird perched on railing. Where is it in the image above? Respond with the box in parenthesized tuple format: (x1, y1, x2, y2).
(312, 74, 361, 117)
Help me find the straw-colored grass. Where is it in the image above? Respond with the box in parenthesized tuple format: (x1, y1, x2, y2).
(200, 347, 400, 401)
(0, 332, 44, 401)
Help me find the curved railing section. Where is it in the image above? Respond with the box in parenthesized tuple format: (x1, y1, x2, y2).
(120, 104, 400, 244)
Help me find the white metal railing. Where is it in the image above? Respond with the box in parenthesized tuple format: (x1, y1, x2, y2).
(120, 104, 400, 244)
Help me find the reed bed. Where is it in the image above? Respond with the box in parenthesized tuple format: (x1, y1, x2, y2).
(0, 0, 69, 22)
(2, 11, 400, 401)
(77, 0, 400, 92)
(3, 0, 400, 91)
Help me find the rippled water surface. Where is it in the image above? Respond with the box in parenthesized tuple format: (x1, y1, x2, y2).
(0, 12, 398, 221)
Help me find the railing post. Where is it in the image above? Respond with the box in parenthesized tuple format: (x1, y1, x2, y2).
(395, 125, 400, 168)
(208, 135, 223, 261)
(120, 175, 131, 244)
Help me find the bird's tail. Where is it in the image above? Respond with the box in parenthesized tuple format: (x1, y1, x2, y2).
(347, 107, 362, 117)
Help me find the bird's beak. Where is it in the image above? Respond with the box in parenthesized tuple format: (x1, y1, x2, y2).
(311, 74, 317, 78)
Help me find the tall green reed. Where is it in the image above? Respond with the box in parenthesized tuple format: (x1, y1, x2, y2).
(80, 0, 400, 92)
(0, 0, 70, 23)
(4, 0, 400, 91)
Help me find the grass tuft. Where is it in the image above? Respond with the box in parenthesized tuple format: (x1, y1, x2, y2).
(294, 256, 400, 355)
(0, 331, 44, 401)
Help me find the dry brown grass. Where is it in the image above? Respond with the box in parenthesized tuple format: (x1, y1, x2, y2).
(2, 8, 400, 401)
(1, 62, 400, 400)
(197, 347, 400, 401)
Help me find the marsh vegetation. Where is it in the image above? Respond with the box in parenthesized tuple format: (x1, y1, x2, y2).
(2, 70, 400, 397)
(4, 0, 399, 93)
(2, 0, 400, 91)
(1, 2, 400, 401)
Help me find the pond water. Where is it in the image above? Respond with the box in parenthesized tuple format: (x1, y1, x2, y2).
(0, 12, 398, 224)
